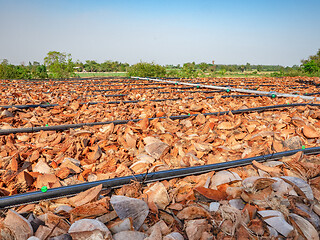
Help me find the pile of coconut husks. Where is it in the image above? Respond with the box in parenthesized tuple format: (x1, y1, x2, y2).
(0, 77, 320, 239)
(0, 151, 319, 240)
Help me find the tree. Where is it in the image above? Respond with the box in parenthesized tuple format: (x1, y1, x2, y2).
(182, 62, 198, 78)
(245, 63, 251, 71)
(198, 62, 209, 72)
(0, 59, 32, 79)
(84, 60, 99, 72)
(44, 51, 75, 78)
(127, 62, 166, 77)
(301, 49, 320, 74)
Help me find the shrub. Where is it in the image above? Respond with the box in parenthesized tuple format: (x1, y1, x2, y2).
(127, 62, 166, 77)
(301, 49, 320, 75)
(44, 51, 75, 79)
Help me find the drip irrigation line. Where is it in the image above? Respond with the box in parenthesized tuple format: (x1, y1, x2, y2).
(0, 103, 319, 135)
(133, 77, 320, 101)
(0, 103, 59, 110)
(296, 80, 320, 87)
(0, 94, 264, 110)
(42, 86, 197, 94)
(0, 146, 319, 209)
(304, 92, 320, 96)
(0, 94, 128, 109)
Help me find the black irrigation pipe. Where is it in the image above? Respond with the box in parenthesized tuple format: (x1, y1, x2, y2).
(296, 79, 320, 87)
(0, 94, 129, 109)
(41, 86, 197, 94)
(0, 103, 58, 109)
(1, 146, 319, 209)
(85, 94, 265, 106)
(1, 103, 320, 135)
(304, 92, 320, 96)
(79, 94, 128, 98)
(0, 93, 271, 110)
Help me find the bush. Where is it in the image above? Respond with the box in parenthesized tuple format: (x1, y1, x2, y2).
(0, 60, 32, 79)
(127, 62, 166, 77)
(44, 51, 75, 79)
(301, 49, 320, 75)
(181, 62, 198, 78)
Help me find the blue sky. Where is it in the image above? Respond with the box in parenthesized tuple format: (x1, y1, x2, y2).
(0, 0, 319, 66)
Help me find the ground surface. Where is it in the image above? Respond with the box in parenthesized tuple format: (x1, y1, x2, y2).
(0, 76, 319, 239)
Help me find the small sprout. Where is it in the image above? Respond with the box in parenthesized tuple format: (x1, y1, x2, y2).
(302, 145, 306, 150)
(188, 113, 191, 116)
(45, 124, 49, 127)
(41, 186, 48, 193)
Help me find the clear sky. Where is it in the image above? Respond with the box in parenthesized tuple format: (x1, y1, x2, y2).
(0, 0, 319, 66)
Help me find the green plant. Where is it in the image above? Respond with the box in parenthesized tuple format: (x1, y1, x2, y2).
(44, 51, 75, 79)
(127, 62, 166, 77)
(0, 60, 32, 79)
(181, 62, 198, 78)
(301, 49, 320, 75)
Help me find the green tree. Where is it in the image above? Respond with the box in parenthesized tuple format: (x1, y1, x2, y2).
(245, 63, 251, 71)
(301, 50, 320, 75)
(198, 62, 209, 72)
(182, 62, 198, 78)
(44, 51, 75, 78)
(127, 62, 166, 77)
(84, 60, 99, 72)
(28, 61, 48, 79)
(0, 59, 32, 79)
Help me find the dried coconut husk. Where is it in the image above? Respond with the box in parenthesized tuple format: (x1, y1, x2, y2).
(68, 219, 112, 240)
(302, 125, 320, 138)
(110, 195, 149, 230)
(242, 176, 277, 193)
(217, 203, 243, 236)
(0, 222, 15, 240)
(210, 170, 242, 188)
(289, 213, 319, 240)
(258, 210, 294, 237)
(3, 209, 33, 239)
(281, 176, 314, 201)
(194, 186, 227, 201)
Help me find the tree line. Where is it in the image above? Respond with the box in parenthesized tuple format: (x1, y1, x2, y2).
(1, 49, 319, 79)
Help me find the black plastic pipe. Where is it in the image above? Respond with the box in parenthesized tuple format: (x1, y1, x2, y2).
(0, 147, 319, 209)
(304, 92, 320, 96)
(0, 94, 263, 110)
(42, 86, 197, 94)
(0, 103, 59, 109)
(0, 103, 319, 135)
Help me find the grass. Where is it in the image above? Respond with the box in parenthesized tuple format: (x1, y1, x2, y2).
(75, 72, 127, 78)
